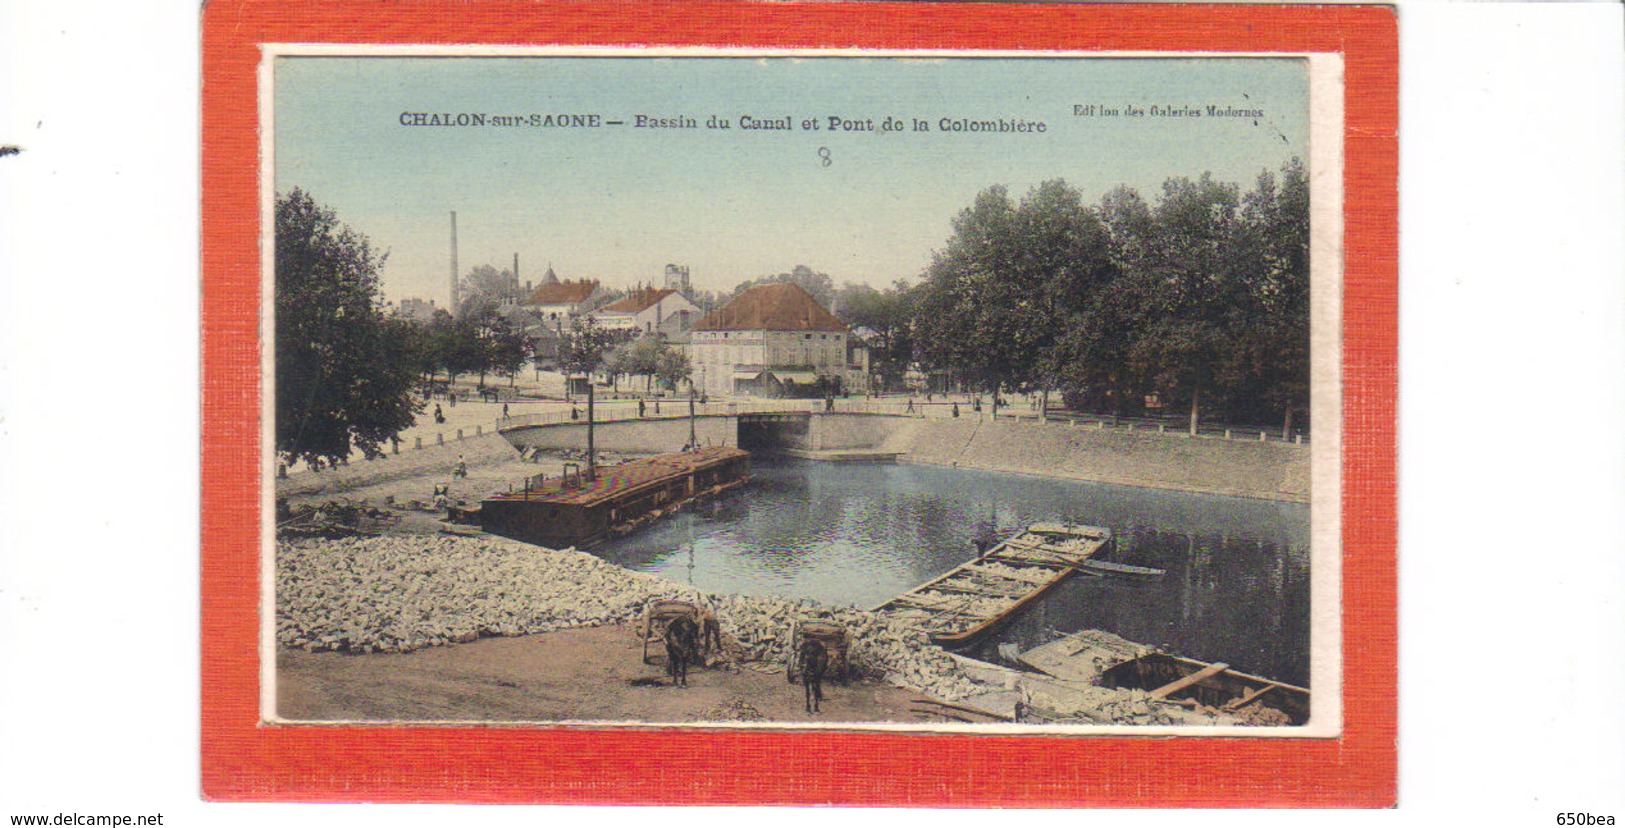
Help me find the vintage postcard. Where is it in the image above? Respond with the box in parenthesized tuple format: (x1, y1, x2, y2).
(203, 1, 1396, 806)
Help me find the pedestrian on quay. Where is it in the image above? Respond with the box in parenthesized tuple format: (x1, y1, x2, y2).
(502, 403, 510, 419)
(571, 405, 580, 420)
(638, 399, 646, 418)
(952, 402, 960, 418)
(434, 403, 445, 424)
(906, 397, 915, 414)
(449, 392, 457, 407)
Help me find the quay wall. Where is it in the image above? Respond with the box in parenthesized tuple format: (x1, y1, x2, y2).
(499, 412, 1311, 503)
(803, 412, 905, 451)
(893, 418, 1310, 503)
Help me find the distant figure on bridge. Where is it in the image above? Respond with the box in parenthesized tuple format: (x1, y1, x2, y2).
(952, 402, 960, 418)
(825, 396, 834, 412)
(502, 403, 510, 419)
(906, 397, 915, 414)
(571, 405, 580, 420)
(638, 400, 646, 418)
(654, 401, 660, 415)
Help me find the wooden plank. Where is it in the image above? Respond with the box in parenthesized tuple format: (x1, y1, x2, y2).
(988, 549, 1077, 568)
(1079, 559, 1166, 577)
(928, 581, 1027, 599)
(884, 594, 958, 610)
(1148, 662, 1230, 699)
(910, 698, 1014, 722)
(1221, 683, 1276, 710)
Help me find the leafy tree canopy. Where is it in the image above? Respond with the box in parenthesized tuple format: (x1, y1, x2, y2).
(276, 189, 420, 466)
(730, 265, 837, 310)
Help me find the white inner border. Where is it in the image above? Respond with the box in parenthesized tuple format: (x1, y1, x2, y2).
(258, 45, 1346, 738)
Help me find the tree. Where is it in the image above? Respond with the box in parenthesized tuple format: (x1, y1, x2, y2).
(486, 312, 535, 387)
(654, 342, 692, 392)
(620, 336, 665, 393)
(731, 264, 837, 310)
(1240, 159, 1311, 435)
(557, 316, 619, 478)
(914, 180, 1112, 407)
(456, 263, 529, 318)
(837, 279, 918, 391)
(1053, 163, 1309, 432)
(558, 317, 617, 392)
(275, 189, 419, 466)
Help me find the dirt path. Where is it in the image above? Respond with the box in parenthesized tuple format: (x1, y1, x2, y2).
(276, 624, 957, 726)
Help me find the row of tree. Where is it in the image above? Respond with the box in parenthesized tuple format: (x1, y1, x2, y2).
(275, 159, 1308, 466)
(910, 160, 1309, 433)
(705, 159, 1308, 434)
(396, 305, 533, 388)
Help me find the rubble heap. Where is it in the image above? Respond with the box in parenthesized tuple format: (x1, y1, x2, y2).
(275, 536, 982, 700)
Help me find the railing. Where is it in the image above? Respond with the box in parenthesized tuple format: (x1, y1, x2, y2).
(489, 398, 1311, 445)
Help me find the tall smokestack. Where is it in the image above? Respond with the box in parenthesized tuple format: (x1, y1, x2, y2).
(449, 211, 459, 312)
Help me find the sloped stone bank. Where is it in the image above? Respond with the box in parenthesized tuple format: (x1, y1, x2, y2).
(902, 419, 1310, 503)
(277, 433, 519, 498)
(276, 536, 981, 700)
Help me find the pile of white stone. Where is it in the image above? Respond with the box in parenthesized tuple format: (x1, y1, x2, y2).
(276, 535, 982, 700)
(703, 594, 982, 700)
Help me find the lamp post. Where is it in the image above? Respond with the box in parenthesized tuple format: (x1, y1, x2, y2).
(586, 380, 596, 481)
(688, 383, 698, 450)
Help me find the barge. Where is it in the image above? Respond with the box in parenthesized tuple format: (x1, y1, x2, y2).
(873, 523, 1112, 647)
(1099, 652, 1311, 725)
(479, 446, 750, 548)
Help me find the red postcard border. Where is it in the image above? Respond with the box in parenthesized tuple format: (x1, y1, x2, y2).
(201, 1, 1397, 806)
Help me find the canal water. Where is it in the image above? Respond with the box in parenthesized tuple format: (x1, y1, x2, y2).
(592, 458, 1312, 686)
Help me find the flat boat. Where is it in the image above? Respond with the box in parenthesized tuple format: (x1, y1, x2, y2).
(479, 446, 749, 548)
(1099, 652, 1311, 725)
(873, 523, 1112, 647)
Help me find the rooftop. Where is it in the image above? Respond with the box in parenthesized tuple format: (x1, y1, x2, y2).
(596, 287, 677, 315)
(693, 282, 848, 333)
(524, 278, 599, 307)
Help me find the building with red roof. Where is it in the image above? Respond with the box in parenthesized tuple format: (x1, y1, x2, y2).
(522, 275, 605, 328)
(589, 286, 701, 336)
(688, 282, 855, 398)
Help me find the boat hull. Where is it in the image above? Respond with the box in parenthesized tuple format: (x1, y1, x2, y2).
(1099, 652, 1311, 725)
(874, 523, 1113, 648)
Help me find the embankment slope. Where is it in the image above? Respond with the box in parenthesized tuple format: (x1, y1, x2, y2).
(882, 418, 1309, 503)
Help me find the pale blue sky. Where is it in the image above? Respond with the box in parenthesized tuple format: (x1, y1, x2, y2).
(273, 55, 1308, 304)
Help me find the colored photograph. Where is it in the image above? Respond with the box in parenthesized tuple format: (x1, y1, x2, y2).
(267, 53, 1332, 732)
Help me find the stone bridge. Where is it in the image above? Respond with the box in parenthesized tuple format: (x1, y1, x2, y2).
(496, 411, 907, 457)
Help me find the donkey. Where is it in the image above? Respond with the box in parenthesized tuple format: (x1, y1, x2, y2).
(665, 615, 701, 688)
(800, 637, 829, 714)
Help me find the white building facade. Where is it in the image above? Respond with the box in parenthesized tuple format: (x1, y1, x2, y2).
(590, 287, 701, 335)
(687, 283, 851, 398)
